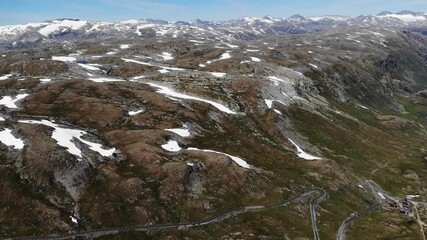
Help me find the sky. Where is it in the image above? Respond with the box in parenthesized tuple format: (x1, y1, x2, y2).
(0, 0, 426, 25)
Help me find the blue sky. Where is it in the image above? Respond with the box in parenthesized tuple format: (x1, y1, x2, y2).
(0, 0, 426, 25)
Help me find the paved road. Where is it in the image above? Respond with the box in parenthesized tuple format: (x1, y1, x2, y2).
(2, 188, 325, 240)
(336, 180, 383, 240)
(310, 189, 327, 240)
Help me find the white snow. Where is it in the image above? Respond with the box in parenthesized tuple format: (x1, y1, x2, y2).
(268, 76, 290, 84)
(158, 69, 170, 74)
(87, 77, 125, 83)
(120, 44, 130, 49)
(39, 78, 52, 83)
(187, 147, 252, 169)
(0, 74, 12, 80)
(210, 72, 227, 78)
(250, 57, 261, 62)
(52, 56, 76, 62)
(358, 185, 364, 189)
(128, 110, 143, 116)
(189, 40, 204, 43)
(131, 75, 145, 80)
(215, 52, 232, 61)
(309, 63, 318, 69)
(106, 51, 117, 55)
(273, 109, 282, 115)
(19, 120, 116, 159)
(159, 52, 174, 61)
(288, 138, 321, 160)
(121, 58, 185, 72)
(223, 43, 239, 48)
(199, 64, 206, 67)
(78, 63, 101, 71)
(378, 192, 386, 200)
(161, 140, 182, 152)
(264, 99, 286, 108)
(165, 128, 190, 137)
(0, 128, 24, 150)
(0, 94, 29, 109)
(146, 82, 236, 114)
(0, 117, 5, 121)
(70, 215, 78, 224)
(377, 14, 426, 22)
(246, 49, 259, 52)
(38, 20, 87, 37)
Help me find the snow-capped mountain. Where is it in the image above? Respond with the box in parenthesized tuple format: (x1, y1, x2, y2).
(0, 11, 426, 49)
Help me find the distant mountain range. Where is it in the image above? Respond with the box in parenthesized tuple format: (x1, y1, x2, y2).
(0, 11, 426, 49)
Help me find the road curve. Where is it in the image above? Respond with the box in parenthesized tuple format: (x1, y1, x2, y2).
(310, 188, 327, 240)
(2, 188, 325, 240)
(336, 180, 383, 240)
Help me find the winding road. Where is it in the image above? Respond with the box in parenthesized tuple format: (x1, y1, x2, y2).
(336, 180, 384, 240)
(2, 188, 325, 240)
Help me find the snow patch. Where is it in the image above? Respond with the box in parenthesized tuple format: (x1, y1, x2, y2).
(0, 74, 12, 80)
(210, 72, 227, 78)
(0, 94, 29, 109)
(120, 44, 130, 49)
(87, 77, 125, 83)
(187, 147, 252, 169)
(161, 140, 182, 152)
(159, 52, 174, 61)
(288, 138, 321, 160)
(52, 56, 76, 62)
(78, 63, 101, 71)
(165, 127, 190, 137)
(128, 110, 143, 116)
(19, 120, 116, 159)
(146, 82, 236, 114)
(0, 128, 24, 150)
(39, 78, 52, 83)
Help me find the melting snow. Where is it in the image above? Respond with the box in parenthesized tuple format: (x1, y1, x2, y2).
(215, 52, 231, 61)
(0, 128, 24, 150)
(246, 49, 259, 52)
(70, 215, 78, 224)
(19, 120, 116, 159)
(199, 64, 206, 67)
(87, 77, 125, 83)
(159, 52, 174, 61)
(0, 94, 29, 109)
(120, 44, 130, 49)
(165, 127, 190, 137)
(158, 69, 170, 74)
(161, 140, 182, 152)
(0, 74, 12, 80)
(187, 147, 252, 169)
(288, 138, 321, 160)
(39, 78, 52, 83)
(250, 57, 261, 62)
(210, 72, 227, 78)
(38, 20, 87, 37)
(0, 117, 5, 121)
(78, 63, 101, 71)
(52, 56, 76, 62)
(128, 110, 143, 116)
(264, 99, 286, 108)
(223, 43, 239, 48)
(147, 82, 236, 114)
(309, 63, 318, 69)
